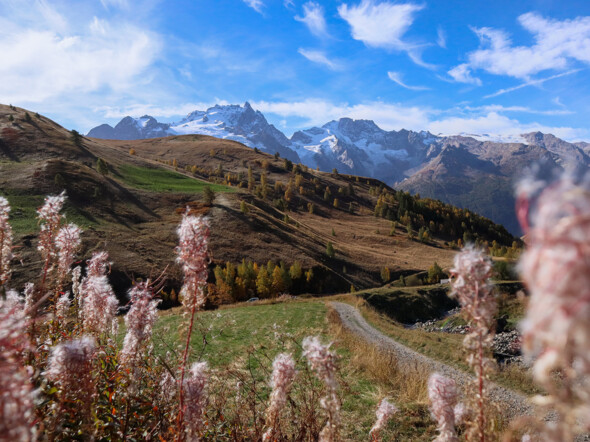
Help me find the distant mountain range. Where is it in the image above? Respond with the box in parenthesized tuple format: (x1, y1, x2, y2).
(88, 103, 590, 235)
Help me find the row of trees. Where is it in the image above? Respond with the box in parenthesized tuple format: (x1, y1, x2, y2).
(212, 259, 313, 302)
(373, 188, 517, 247)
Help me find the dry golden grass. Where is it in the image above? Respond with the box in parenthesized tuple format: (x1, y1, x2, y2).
(327, 306, 430, 405)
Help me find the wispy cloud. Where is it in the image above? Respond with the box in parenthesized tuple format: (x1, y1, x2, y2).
(484, 69, 582, 98)
(298, 48, 342, 70)
(461, 104, 573, 116)
(553, 96, 566, 108)
(243, 0, 264, 14)
(449, 12, 590, 83)
(96, 101, 231, 119)
(338, 1, 430, 67)
(100, 0, 129, 10)
(448, 63, 482, 85)
(295, 2, 329, 38)
(436, 26, 446, 49)
(387, 71, 429, 90)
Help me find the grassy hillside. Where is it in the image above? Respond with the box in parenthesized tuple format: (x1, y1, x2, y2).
(141, 299, 440, 440)
(1, 104, 518, 300)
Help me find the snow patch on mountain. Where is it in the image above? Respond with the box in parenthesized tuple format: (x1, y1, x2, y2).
(458, 132, 529, 144)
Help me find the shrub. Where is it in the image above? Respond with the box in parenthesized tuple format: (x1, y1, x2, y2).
(493, 260, 516, 280)
(427, 262, 446, 284)
(96, 157, 109, 175)
(203, 186, 215, 205)
(405, 274, 422, 286)
(326, 241, 335, 258)
(240, 200, 249, 214)
(71, 129, 83, 147)
(380, 267, 390, 283)
(53, 173, 66, 189)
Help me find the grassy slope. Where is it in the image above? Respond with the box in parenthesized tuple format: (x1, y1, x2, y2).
(147, 300, 437, 440)
(117, 164, 234, 194)
(4, 192, 99, 234)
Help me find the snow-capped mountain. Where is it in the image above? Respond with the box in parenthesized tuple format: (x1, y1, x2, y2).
(88, 103, 590, 235)
(289, 118, 438, 183)
(88, 103, 299, 162)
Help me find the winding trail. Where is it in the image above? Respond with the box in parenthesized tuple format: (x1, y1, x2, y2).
(330, 301, 534, 419)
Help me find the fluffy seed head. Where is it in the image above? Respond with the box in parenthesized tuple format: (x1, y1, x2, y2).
(56, 291, 71, 319)
(80, 252, 118, 336)
(0, 196, 14, 287)
(263, 353, 297, 441)
(45, 336, 96, 400)
(450, 246, 496, 330)
(119, 282, 160, 368)
(369, 398, 397, 440)
(55, 223, 82, 280)
(37, 192, 66, 260)
(302, 336, 338, 390)
(176, 214, 210, 310)
(0, 298, 34, 441)
(428, 373, 459, 442)
(302, 336, 340, 442)
(517, 169, 590, 432)
(183, 361, 208, 439)
(23, 283, 35, 315)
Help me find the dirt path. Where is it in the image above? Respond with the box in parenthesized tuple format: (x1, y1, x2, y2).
(330, 301, 534, 419)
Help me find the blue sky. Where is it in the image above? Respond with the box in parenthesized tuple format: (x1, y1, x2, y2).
(1, 0, 590, 140)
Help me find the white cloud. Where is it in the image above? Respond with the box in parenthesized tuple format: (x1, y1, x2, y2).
(484, 69, 581, 98)
(96, 101, 231, 119)
(447, 63, 482, 85)
(251, 99, 432, 131)
(462, 104, 573, 116)
(298, 48, 342, 70)
(243, 0, 264, 14)
(338, 1, 425, 57)
(428, 111, 589, 141)
(36, 0, 68, 33)
(387, 71, 429, 90)
(295, 2, 329, 38)
(450, 12, 590, 82)
(249, 99, 589, 141)
(552, 97, 565, 108)
(436, 26, 446, 49)
(100, 0, 129, 10)
(0, 3, 161, 104)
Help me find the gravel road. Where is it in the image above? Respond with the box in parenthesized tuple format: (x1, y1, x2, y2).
(330, 301, 534, 419)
